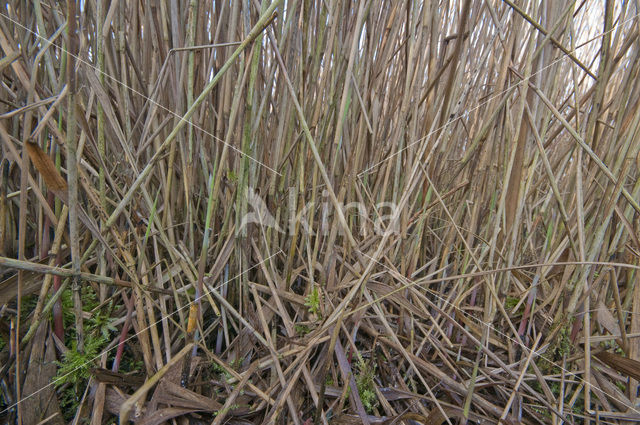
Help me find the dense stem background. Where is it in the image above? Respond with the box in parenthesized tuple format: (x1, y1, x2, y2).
(1, 0, 640, 424)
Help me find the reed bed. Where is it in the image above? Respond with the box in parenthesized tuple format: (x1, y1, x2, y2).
(1, 0, 640, 424)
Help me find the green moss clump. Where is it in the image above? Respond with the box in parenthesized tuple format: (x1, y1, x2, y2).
(355, 358, 378, 413)
(304, 286, 322, 317)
